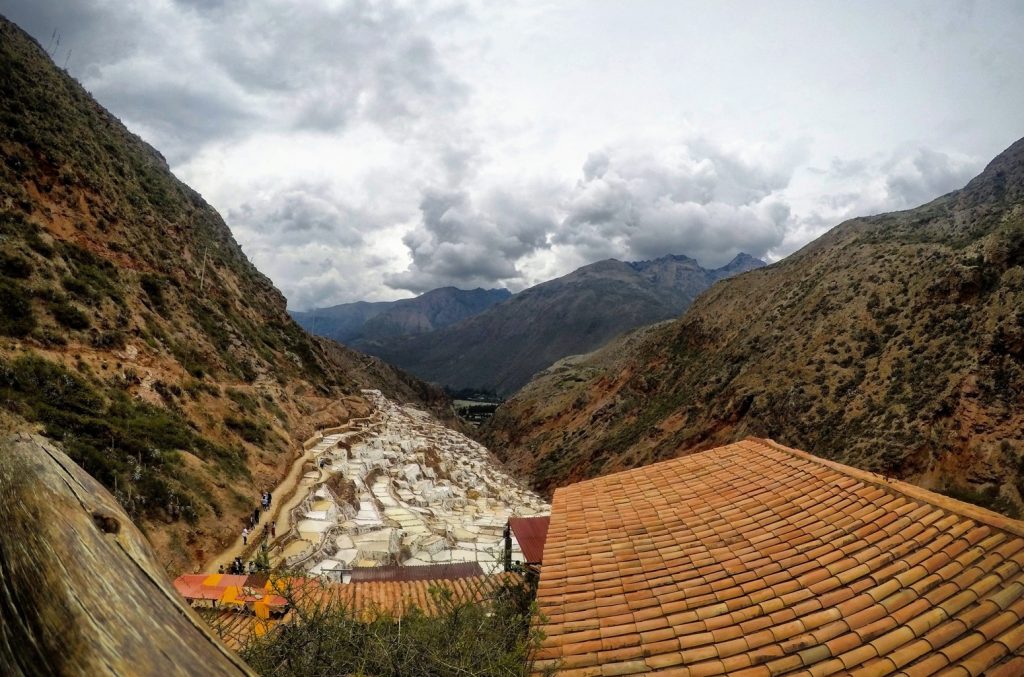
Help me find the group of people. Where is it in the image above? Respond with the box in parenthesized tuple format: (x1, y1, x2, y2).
(219, 557, 256, 576)
(219, 490, 279, 577)
(240, 490, 277, 548)
(244, 491, 274, 532)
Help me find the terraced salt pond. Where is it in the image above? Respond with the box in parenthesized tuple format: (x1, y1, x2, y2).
(270, 390, 548, 580)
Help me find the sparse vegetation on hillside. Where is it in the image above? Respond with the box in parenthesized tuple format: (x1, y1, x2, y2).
(0, 354, 246, 523)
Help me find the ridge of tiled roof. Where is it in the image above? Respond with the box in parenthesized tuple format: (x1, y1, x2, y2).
(533, 437, 1024, 676)
(759, 438, 1024, 540)
(337, 573, 511, 619)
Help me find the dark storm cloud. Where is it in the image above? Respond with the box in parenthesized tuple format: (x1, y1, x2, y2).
(385, 187, 555, 294)
(229, 187, 367, 248)
(204, 2, 467, 135)
(385, 138, 805, 293)
(0, 0, 466, 162)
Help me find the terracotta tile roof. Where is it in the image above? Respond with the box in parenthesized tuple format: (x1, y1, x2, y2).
(533, 438, 1024, 675)
(511, 515, 551, 564)
(198, 609, 277, 652)
(335, 573, 512, 619)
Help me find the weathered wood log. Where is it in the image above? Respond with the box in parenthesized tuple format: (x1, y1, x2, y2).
(0, 433, 253, 676)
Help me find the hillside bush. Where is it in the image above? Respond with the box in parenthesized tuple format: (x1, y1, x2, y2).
(140, 272, 166, 310)
(225, 414, 269, 445)
(239, 577, 550, 676)
(0, 353, 246, 520)
(0, 278, 35, 336)
(51, 299, 90, 329)
(0, 250, 32, 278)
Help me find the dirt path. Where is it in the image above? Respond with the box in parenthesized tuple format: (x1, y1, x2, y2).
(203, 415, 378, 573)
(203, 439, 336, 573)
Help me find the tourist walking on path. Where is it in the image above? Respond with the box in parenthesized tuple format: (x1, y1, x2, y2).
(271, 522, 276, 538)
(242, 527, 248, 546)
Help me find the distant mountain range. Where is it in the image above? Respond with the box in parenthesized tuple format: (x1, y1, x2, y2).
(291, 287, 511, 347)
(341, 253, 764, 396)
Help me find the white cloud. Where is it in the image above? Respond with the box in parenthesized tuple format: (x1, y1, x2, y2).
(2, 0, 1021, 308)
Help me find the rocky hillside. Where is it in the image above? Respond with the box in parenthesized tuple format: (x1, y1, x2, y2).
(292, 286, 510, 347)
(484, 136, 1024, 517)
(0, 16, 451, 573)
(363, 253, 764, 396)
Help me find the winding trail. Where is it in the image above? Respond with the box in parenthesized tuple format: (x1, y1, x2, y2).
(203, 416, 373, 573)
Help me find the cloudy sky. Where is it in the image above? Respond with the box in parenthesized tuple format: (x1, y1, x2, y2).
(4, 1, 1024, 309)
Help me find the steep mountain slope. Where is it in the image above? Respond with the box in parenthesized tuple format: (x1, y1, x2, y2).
(291, 286, 510, 346)
(362, 253, 764, 396)
(0, 16, 451, 573)
(483, 137, 1024, 517)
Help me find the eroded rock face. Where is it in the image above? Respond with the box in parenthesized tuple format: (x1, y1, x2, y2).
(0, 433, 252, 676)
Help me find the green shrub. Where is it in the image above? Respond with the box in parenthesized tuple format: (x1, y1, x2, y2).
(0, 278, 36, 336)
(59, 242, 123, 306)
(240, 577, 549, 676)
(226, 414, 268, 445)
(0, 250, 32, 278)
(90, 329, 127, 349)
(140, 272, 166, 310)
(51, 299, 90, 329)
(227, 387, 260, 413)
(24, 229, 54, 257)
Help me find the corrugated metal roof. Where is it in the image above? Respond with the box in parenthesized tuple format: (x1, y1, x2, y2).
(509, 515, 550, 564)
(349, 562, 484, 582)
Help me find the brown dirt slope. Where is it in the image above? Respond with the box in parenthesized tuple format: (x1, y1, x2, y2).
(0, 15, 452, 573)
(483, 136, 1024, 518)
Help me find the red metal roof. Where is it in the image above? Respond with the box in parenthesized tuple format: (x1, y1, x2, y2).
(349, 562, 484, 582)
(509, 515, 550, 564)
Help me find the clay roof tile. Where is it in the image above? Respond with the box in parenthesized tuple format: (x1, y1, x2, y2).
(530, 438, 1024, 675)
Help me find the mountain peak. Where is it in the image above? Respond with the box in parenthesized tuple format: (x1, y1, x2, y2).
(716, 252, 766, 272)
(960, 135, 1024, 207)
